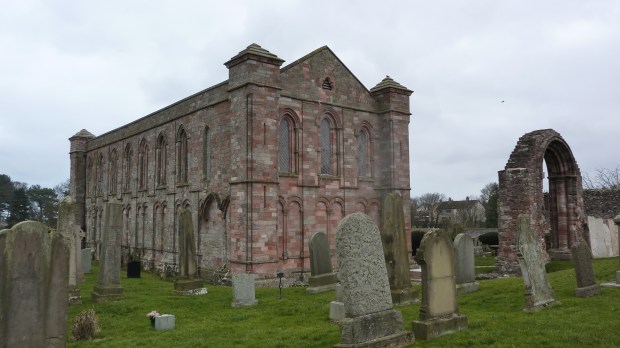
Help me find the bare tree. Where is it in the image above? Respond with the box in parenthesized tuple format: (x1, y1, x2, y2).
(416, 192, 446, 227)
(583, 166, 620, 190)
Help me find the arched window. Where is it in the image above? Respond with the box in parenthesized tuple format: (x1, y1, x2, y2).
(320, 117, 335, 175)
(177, 127, 188, 184)
(358, 127, 372, 177)
(156, 133, 167, 187)
(203, 126, 211, 180)
(86, 157, 93, 196)
(123, 144, 133, 192)
(279, 118, 291, 173)
(97, 153, 104, 195)
(110, 149, 118, 194)
(138, 139, 148, 190)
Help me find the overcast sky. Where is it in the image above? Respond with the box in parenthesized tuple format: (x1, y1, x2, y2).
(1, 1, 618, 200)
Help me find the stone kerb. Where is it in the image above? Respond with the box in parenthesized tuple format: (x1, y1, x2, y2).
(91, 200, 124, 302)
(515, 215, 559, 311)
(334, 213, 412, 347)
(413, 230, 467, 340)
(453, 233, 480, 295)
(0, 221, 71, 348)
(381, 193, 418, 304)
(307, 232, 338, 293)
(571, 240, 601, 297)
(231, 274, 258, 307)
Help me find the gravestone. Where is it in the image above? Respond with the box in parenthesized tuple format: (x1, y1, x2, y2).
(307, 232, 338, 293)
(453, 233, 480, 295)
(0, 221, 71, 347)
(57, 196, 83, 304)
(127, 260, 141, 278)
(329, 284, 345, 321)
(381, 193, 418, 304)
(334, 212, 412, 347)
(81, 248, 92, 273)
(602, 214, 620, 288)
(412, 230, 467, 340)
(154, 314, 176, 331)
(571, 240, 600, 297)
(515, 214, 559, 311)
(174, 208, 205, 292)
(91, 200, 125, 302)
(231, 274, 258, 307)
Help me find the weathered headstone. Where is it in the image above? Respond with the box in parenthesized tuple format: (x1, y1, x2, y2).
(57, 196, 82, 304)
(334, 212, 412, 347)
(231, 274, 258, 307)
(412, 230, 467, 340)
(81, 248, 92, 273)
(154, 314, 176, 331)
(571, 239, 600, 297)
(602, 214, 620, 288)
(515, 214, 559, 311)
(91, 200, 124, 302)
(329, 284, 345, 321)
(453, 233, 480, 295)
(0, 221, 71, 347)
(381, 193, 418, 304)
(307, 232, 338, 293)
(174, 208, 205, 292)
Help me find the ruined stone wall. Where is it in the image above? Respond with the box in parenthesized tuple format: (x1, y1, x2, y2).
(72, 45, 413, 278)
(583, 189, 620, 219)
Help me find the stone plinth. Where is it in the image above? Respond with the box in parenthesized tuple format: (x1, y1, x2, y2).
(412, 314, 468, 340)
(174, 277, 205, 292)
(154, 314, 175, 331)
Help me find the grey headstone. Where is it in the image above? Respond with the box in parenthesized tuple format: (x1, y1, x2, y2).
(380, 193, 418, 304)
(571, 240, 600, 297)
(307, 232, 338, 293)
(231, 274, 258, 307)
(58, 197, 82, 304)
(329, 284, 345, 321)
(453, 233, 480, 295)
(412, 230, 467, 340)
(515, 215, 559, 311)
(0, 221, 71, 348)
(81, 248, 92, 273)
(335, 213, 412, 346)
(91, 200, 124, 302)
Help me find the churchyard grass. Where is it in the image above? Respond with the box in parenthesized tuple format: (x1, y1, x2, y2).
(68, 257, 620, 347)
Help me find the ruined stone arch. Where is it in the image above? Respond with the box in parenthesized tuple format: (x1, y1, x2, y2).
(497, 129, 585, 274)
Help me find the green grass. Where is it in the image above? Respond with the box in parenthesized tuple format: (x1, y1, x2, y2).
(475, 256, 496, 274)
(68, 258, 620, 347)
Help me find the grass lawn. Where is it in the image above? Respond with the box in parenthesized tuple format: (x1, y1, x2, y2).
(68, 257, 620, 347)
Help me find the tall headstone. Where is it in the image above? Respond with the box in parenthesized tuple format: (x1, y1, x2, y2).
(57, 196, 83, 304)
(81, 248, 92, 273)
(0, 221, 71, 347)
(453, 233, 480, 295)
(515, 215, 559, 311)
(381, 193, 418, 304)
(602, 214, 620, 287)
(412, 230, 468, 340)
(174, 208, 204, 292)
(307, 232, 338, 293)
(231, 274, 258, 307)
(334, 213, 412, 347)
(571, 239, 600, 297)
(91, 200, 124, 302)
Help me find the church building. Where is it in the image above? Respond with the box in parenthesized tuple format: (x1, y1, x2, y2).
(69, 44, 413, 278)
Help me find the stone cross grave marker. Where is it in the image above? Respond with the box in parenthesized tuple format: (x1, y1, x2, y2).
(307, 231, 338, 293)
(515, 214, 559, 311)
(57, 196, 83, 304)
(412, 230, 468, 340)
(231, 274, 258, 307)
(0, 221, 71, 347)
(571, 239, 601, 297)
(453, 233, 480, 295)
(174, 208, 204, 292)
(334, 212, 412, 347)
(91, 200, 124, 302)
(381, 193, 418, 304)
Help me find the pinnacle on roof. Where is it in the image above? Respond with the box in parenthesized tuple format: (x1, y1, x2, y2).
(370, 76, 413, 95)
(70, 129, 95, 139)
(224, 43, 284, 68)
